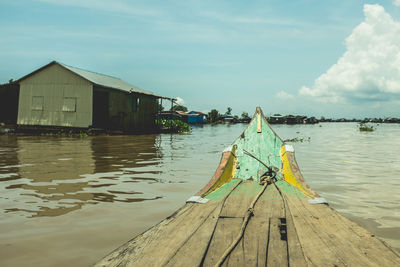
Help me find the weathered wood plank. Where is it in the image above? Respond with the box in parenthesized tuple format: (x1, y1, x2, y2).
(96, 201, 220, 266)
(202, 217, 244, 267)
(264, 185, 289, 266)
(203, 181, 261, 266)
(229, 203, 270, 266)
(226, 197, 272, 265)
(219, 181, 261, 218)
(284, 203, 308, 267)
(164, 201, 222, 267)
(266, 217, 288, 266)
(205, 182, 299, 267)
(223, 184, 286, 267)
(284, 184, 400, 266)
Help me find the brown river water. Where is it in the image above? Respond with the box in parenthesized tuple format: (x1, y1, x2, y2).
(0, 123, 399, 266)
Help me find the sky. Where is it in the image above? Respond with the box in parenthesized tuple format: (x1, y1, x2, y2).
(1, 0, 400, 118)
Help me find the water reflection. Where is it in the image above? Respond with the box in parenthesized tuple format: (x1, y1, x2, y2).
(1, 123, 399, 254)
(0, 135, 165, 217)
(0, 136, 20, 182)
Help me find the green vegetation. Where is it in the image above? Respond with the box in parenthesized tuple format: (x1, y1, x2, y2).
(208, 109, 220, 123)
(284, 137, 311, 143)
(359, 122, 375, 132)
(157, 119, 191, 133)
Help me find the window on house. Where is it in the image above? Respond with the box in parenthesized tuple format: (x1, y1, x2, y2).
(32, 96, 44, 111)
(62, 97, 77, 112)
(132, 97, 139, 112)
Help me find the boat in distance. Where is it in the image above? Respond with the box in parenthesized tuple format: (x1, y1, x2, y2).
(96, 107, 400, 266)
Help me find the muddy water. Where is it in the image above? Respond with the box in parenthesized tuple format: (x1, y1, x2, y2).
(0, 123, 399, 266)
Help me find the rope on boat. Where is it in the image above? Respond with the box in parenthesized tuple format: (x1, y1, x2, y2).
(243, 149, 270, 169)
(243, 149, 279, 180)
(214, 174, 273, 267)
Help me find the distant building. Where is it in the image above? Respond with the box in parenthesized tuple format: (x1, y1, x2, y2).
(384, 117, 400, 123)
(159, 111, 183, 121)
(15, 61, 168, 132)
(240, 115, 251, 123)
(159, 111, 206, 124)
(220, 115, 235, 123)
(295, 115, 307, 124)
(304, 116, 318, 124)
(269, 114, 285, 124)
(187, 111, 206, 124)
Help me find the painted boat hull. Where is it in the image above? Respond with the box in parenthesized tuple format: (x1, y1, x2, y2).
(96, 108, 400, 266)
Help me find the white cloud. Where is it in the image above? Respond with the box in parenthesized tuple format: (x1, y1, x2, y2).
(175, 97, 185, 105)
(300, 4, 400, 103)
(276, 90, 294, 99)
(394, 0, 400, 7)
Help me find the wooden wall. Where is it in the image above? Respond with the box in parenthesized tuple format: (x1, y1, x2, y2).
(93, 86, 158, 132)
(0, 83, 19, 124)
(17, 64, 93, 128)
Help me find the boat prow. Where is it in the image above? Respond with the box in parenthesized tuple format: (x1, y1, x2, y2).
(96, 107, 400, 267)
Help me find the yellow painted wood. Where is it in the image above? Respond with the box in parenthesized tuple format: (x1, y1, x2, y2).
(203, 146, 237, 197)
(256, 113, 261, 133)
(280, 146, 312, 198)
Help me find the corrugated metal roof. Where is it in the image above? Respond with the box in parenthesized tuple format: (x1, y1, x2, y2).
(58, 62, 159, 97)
(17, 61, 163, 97)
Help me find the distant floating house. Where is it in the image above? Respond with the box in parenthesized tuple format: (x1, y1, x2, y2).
(220, 114, 239, 123)
(304, 116, 318, 124)
(187, 111, 206, 124)
(240, 115, 251, 123)
(159, 111, 206, 124)
(159, 111, 183, 121)
(14, 61, 169, 133)
(268, 114, 285, 124)
(285, 115, 297, 124)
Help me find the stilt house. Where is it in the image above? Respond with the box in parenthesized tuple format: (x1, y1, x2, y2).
(16, 61, 167, 132)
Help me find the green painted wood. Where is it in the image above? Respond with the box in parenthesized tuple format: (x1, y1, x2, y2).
(205, 179, 240, 201)
(272, 180, 307, 199)
(233, 111, 283, 182)
(205, 179, 306, 202)
(205, 109, 307, 202)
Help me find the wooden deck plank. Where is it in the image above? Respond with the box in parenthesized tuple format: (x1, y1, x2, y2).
(96, 201, 221, 267)
(284, 205, 308, 267)
(202, 217, 244, 267)
(205, 182, 299, 267)
(164, 201, 222, 267)
(203, 181, 261, 266)
(97, 180, 400, 267)
(284, 184, 400, 266)
(266, 217, 288, 266)
(226, 190, 277, 266)
(219, 181, 261, 218)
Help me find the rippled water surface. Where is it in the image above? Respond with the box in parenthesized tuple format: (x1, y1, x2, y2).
(0, 123, 399, 266)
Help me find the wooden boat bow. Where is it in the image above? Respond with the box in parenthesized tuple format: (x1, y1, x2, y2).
(96, 107, 400, 267)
